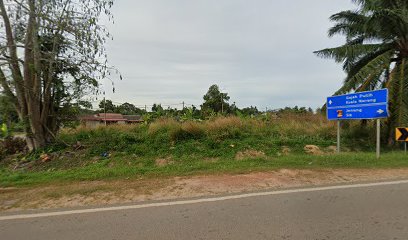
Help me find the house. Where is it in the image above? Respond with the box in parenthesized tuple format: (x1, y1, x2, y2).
(80, 113, 143, 128)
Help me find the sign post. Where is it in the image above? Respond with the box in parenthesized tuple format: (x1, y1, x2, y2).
(327, 89, 389, 159)
(337, 120, 340, 153)
(396, 127, 408, 154)
(376, 119, 380, 159)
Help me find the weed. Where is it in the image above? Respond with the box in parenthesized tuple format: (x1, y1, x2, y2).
(1, 115, 406, 187)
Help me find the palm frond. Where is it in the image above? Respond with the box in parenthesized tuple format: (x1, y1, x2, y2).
(314, 43, 384, 63)
(336, 49, 393, 93)
(328, 10, 368, 38)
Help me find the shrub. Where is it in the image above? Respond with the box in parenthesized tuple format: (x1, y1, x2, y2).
(0, 137, 27, 159)
(181, 121, 205, 139)
(148, 118, 181, 136)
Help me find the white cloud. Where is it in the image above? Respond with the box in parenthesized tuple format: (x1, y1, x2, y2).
(101, 0, 355, 110)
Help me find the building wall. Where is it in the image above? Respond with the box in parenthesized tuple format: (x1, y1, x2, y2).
(83, 120, 101, 128)
(82, 120, 128, 128)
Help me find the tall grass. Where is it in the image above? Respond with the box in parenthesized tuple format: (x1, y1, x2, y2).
(1, 114, 405, 186)
(55, 115, 339, 161)
(58, 115, 379, 151)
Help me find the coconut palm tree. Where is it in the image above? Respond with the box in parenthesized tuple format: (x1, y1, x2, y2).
(315, 0, 408, 143)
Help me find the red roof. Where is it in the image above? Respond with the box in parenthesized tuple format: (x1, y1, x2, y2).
(80, 113, 143, 122)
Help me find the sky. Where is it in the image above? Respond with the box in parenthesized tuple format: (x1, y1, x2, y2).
(101, 0, 356, 111)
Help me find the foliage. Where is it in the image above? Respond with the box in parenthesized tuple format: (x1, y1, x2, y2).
(1, 114, 406, 186)
(99, 100, 116, 113)
(278, 106, 314, 115)
(239, 106, 260, 116)
(0, 123, 7, 138)
(0, 0, 116, 149)
(98, 100, 146, 115)
(151, 103, 164, 113)
(0, 137, 27, 159)
(93, 86, 318, 124)
(180, 107, 201, 121)
(59, 115, 339, 158)
(315, 0, 408, 143)
(201, 84, 232, 115)
(0, 94, 18, 132)
(117, 102, 145, 115)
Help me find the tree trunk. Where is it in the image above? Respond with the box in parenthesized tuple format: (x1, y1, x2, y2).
(23, 0, 47, 150)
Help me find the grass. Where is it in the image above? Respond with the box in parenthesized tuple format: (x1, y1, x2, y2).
(1, 152, 408, 187)
(1, 115, 407, 187)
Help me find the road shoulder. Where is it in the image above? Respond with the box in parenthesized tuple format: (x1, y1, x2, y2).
(1, 168, 408, 212)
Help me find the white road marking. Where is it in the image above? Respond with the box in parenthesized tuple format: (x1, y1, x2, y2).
(1, 179, 408, 221)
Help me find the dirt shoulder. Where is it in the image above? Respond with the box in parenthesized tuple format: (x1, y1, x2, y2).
(1, 168, 408, 212)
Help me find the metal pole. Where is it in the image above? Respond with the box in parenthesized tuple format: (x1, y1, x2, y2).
(337, 120, 340, 153)
(376, 119, 380, 159)
(405, 142, 407, 154)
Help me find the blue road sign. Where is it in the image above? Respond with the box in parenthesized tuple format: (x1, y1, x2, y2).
(327, 89, 389, 120)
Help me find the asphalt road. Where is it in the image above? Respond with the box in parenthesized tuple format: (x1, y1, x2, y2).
(1, 180, 408, 240)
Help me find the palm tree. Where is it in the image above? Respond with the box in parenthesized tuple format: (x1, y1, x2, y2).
(315, 0, 408, 144)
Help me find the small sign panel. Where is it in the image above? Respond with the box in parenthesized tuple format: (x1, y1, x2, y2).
(327, 89, 389, 120)
(396, 128, 408, 142)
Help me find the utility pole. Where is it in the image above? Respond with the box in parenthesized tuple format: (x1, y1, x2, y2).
(182, 101, 185, 109)
(221, 93, 224, 114)
(103, 94, 107, 126)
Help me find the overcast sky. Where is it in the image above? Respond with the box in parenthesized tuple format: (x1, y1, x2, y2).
(101, 0, 356, 110)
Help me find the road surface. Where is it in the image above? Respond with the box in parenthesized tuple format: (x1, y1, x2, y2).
(1, 180, 408, 239)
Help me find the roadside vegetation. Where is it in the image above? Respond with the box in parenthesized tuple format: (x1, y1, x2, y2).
(315, 0, 408, 142)
(1, 114, 407, 187)
(1, 0, 408, 188)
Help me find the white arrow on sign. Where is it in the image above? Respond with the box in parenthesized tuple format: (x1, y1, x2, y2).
(329, 100, 333, 105)
(377, 109, 384, 114)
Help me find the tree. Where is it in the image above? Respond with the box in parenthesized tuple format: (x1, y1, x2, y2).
(99, 100, 116, 113)
(151, 103, 164, 113)
(278, 106, 311, 114)
(116, 102, 145, 115)
(314, 0, 408, 143)
(240, 106, 259, 116)
(201, 84, 231, 114)
(0, 0, 115, 149)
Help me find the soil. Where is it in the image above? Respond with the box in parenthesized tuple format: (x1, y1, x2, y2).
(1, 168, 408, 212)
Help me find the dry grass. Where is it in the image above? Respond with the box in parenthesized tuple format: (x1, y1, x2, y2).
(148, 118, 180, 135)
(181, 121, 205, 137)
(235, 149, 266, 160)
(155, 157, 174, 167)
(0, 178, 174, 211)
(271, 113, 337, 137)
(304, 145, 323, 155)
(62, 123, 139, 135)
(64, 114, 336, 142)
(204, 116, 244, 132)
